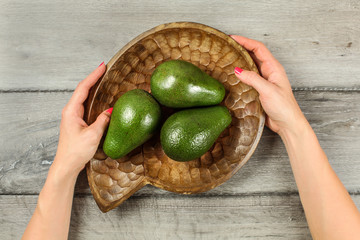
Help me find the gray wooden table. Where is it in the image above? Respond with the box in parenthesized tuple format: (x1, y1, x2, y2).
(1, 0, 359, 239)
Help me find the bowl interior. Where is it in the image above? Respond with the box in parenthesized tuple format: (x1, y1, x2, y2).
(85, 22, 265, 212)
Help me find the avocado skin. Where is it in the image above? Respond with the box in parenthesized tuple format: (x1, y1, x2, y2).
(103, 89, 161, 159)
(151, 60, 225, 108)
(160, 106, 232, 162)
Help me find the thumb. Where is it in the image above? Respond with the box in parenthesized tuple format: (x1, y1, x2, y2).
(234, 67, 273, 96)
(88, 107, 113, 138)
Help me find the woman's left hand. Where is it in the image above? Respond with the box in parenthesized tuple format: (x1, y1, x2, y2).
(53, 62, 112, 177)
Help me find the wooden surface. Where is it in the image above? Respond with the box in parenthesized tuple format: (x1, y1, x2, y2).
(0, 0, 359, 239)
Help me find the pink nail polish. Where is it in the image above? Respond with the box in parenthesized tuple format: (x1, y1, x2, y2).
(234, 67, 243, 75)
(98, 62, 104, 67)
(106, 107, 113, 114)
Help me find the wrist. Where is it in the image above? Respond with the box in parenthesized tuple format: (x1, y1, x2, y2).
(278, 116, 311, 143)
(42, 166, 78, 198)
(49, 155, 82, 185)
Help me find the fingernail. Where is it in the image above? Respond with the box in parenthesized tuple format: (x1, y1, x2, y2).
(98, 62, 104, 67)
(106, 107, 113, 114)
(234, 67, 243, 75)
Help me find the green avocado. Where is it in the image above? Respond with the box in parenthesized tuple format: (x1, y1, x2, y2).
(150, 60, 225, 108)
(160, 106, 232, 162)
(103, 89, 161, 159)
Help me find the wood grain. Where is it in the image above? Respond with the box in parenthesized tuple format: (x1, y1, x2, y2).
(1, 91, 359, 195)
(0, 194, 321, 240)
(1, 0, 359, 238)
(0, 0, 359, 91)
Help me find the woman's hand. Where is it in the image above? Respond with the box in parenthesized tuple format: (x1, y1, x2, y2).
(53, 62, 112, 177)
(23, 63, 113, 240)
(231, 35, 307, 137)
(231, 36, 360, 239)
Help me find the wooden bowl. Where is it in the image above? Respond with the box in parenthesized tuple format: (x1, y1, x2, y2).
(84, 22, 265, 212)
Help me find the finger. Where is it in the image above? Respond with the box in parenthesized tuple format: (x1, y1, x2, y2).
(87, 108, 113, 140)
(234, 67, 274, 96)
(230, 35, 284, 77)
(69, 62, 106, 107)
(230, 35, 275, 64)
(230, 35, 263, 68)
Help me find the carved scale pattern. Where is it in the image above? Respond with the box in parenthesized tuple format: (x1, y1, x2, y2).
(85, 23, 264, 212)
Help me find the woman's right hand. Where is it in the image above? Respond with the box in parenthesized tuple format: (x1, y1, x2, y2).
(230, 37, 360, 240)
(231, 35, 307, 137)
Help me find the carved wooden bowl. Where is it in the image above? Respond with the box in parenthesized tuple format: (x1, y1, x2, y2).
(84, 22, 265, 212)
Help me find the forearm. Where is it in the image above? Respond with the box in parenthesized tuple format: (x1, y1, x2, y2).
(22, 158, 79, 240)
(280, 119, 360, 239)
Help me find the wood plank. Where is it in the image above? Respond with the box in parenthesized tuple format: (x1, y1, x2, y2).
(0, 91, 359, 195)
(0, 0, 359, 90)
(0, 194, 318, 239)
